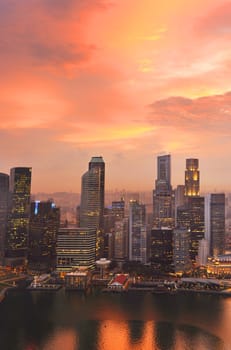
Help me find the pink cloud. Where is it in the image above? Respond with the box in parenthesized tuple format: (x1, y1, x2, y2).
(149, 92, 231, 134)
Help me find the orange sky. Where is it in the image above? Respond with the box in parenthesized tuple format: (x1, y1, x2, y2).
(0, 0, 231, 193)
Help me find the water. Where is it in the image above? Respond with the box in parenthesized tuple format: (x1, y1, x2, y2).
(0, 289, 231, 350)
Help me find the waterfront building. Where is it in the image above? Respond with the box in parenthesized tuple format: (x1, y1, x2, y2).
(185, 158, 200, 197)
(28, 200, 60, 272)
(197, 239, 209, 266)
(207, 254, 231, 276)
(150, 228, 173, 272)
(56, 227, 96, 272)
(173, 227, 191, 274)
(129, 200, 147, 263)
(153, 155, 174, 228)
(0, 174, 9, 265)
(205, 193, 225, 257)
(5, 167, 32, 266)
(108, 273, 129, 291)
(80, 156, 105, 258)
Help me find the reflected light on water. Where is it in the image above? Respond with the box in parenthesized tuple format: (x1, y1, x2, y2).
(98, 320, 155, 350)
(42, 329, 78, 350)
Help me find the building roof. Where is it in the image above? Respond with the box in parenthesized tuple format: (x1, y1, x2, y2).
(110, 274, 128, 286)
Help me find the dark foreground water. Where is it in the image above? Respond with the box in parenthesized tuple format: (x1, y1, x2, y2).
(0, 289, 231, 350)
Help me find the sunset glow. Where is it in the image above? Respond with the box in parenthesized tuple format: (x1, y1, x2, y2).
(0, 0, 231, 192)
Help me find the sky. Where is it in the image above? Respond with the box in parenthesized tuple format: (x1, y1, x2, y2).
(1, 0, 231, 193)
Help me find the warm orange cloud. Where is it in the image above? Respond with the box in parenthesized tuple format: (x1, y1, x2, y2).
(0, 0, 231, 192)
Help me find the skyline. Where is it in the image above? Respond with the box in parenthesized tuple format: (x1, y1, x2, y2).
(1, 0, 231, 192)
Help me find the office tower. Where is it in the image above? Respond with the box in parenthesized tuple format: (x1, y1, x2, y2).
(173, 228, 191, 274)
(112, 198, 125, 219)
(114, 217, 129, 263)
(153, 155, 174, 228)
(56, 227, 96, 272)
(129, 200, 146, 263)
(28, 200, 60, 272)
(188, 196, 205, 262)
(205, 194, 225, 257)
(197, 239, 209, 266)
(150, 228, 173, 272)
(175, 185, 185, 211)
(80, 156, 105, 229)
(80, 157, 105, 258)
(0, 173, 9, 265)
(5, 167, 32, 266)
(185, 158, 200, 197)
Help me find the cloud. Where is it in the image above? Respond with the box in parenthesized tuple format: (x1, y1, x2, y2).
(196, 2, 231, 38)
(148, 92, 231, 134)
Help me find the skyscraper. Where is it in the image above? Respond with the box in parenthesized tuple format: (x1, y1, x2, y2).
(5, 167, 32, 266)
(153, 155, 174, 228)
(150, 228, 174, 272)
(28, 200, 60, 272)
(205, 193, 225, 257)
(56, 227, 96, 272)
(0, 173, 9, 265)
(173, 227, 191, 274)
(129, 200, 146, 263)
(185, 158, 200, 197)
(80, 156, 105, 258)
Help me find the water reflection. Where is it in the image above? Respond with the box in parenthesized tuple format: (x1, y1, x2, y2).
(0, 291, 230, 350)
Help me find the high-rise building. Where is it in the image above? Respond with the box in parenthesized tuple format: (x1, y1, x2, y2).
(80, 156, 105, 258)
(129, 200, 146, 263)
(153, 155, 174, 228)
(114, 217, 129, 263)
(173, 228, 191, 274)
(28, 200, 60, 272)
(5, 167, 32, 266)
(185, 158, 200, 197)
(150, 228, 174, 272)
(176, 197, 204, 263)
(56, 227, 96, 272)
(0, 173, 9, 265)
(205, 193, 225, 257)
(80, 156, 105, 230)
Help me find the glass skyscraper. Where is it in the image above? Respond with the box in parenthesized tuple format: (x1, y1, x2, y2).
(0, 173, 9, 265)
(153, 155, 174, 228)
(5, 167, 32, 266)
(80, 157, 105, 258)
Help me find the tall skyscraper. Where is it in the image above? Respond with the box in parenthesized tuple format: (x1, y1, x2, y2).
(185, 158, 200, 197)
(28, 200, 60, 272)
(129, 200, 146, 263)
(56, 227, 96, 272)
(173, 227, 191, 274)
(150, 228, 174, 272)
(205, 193, 225, 257)
(153, 155, 174, 228)
(5, 167, 32, 266)
(114, 217, 129, 263)
(80, 156, 105, 258)
(0, 173, 9, 265)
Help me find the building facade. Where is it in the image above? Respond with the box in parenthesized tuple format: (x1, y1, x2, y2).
(28, 200, 60, 272)
(5, 167, 32, 266)
(150, 228, 174, 272)
(173, 228, 191, 274)
(153, 155, 174, 228)
(129, 200, 146, 263)
(0, 173, 9, 265)
(185, 158, 200, 197)
(56, 227, 96, 272)
(80, 157, 105, 258)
